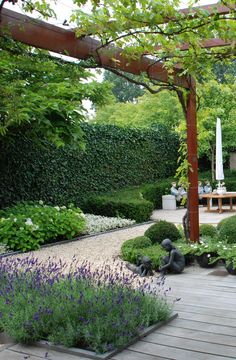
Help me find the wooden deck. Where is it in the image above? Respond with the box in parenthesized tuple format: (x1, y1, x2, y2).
(113, 265, 236, 360)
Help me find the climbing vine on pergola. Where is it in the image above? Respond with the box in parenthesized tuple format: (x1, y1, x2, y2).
(0, 0, 235, 241)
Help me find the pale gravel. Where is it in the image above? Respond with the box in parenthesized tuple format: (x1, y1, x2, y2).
(13, 224, 152, 269)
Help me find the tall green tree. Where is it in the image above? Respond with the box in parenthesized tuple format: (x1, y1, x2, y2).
(103, 70, 144, 102)
(0, 37, 108, 147)
(197, 80, 236, 180)
(94, 90, 184, 129)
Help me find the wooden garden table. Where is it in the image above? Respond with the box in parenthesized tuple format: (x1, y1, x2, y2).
(201, 192, 236, 214)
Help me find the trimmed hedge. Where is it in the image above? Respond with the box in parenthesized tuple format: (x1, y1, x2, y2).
(144, 221, 181, 244)
(0, 123, 178, 208)
(141, 180, 171, 209)
(82, 179, 174, 222)
(82, 193, 154, 223)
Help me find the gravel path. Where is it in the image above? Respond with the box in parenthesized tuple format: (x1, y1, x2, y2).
(18, 224, 152, 267)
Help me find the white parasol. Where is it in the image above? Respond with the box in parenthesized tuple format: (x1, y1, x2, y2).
(215, 117, 224, 186)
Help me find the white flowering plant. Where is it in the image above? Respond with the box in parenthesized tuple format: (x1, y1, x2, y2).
(175, 240, 197, 256)
(194, 236, 224, 257)
(0, 202, 86, 252)
(83, 214, 135, 235)
(213, 245, 236, 269)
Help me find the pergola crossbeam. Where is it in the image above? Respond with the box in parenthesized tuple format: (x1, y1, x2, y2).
(0, 8, 189, 88)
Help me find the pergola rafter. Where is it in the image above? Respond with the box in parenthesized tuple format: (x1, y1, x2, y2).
(0, 2, 235, 241)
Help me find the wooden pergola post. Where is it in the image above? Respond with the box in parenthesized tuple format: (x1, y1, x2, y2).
(186, 81, 199, 242)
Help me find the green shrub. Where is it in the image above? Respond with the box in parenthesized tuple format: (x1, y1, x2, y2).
(0, 202, 86, 251)
(144, 220, 180, 244)
(82, 193, 154, 223)
(121, 242, 165, 270)
(199, 224, 218, 238)
(121, 236, 152, 251)
(121, 236, 152, 264)
(218, 215, 236, 243)
(217, 217, 229, 231)
(141, 180, 171, 209)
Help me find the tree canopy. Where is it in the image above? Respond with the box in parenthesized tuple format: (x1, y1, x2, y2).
(103, 70, 144, 102)
(0, 37, 108, 147)
(72, 0, 236, 86)
(94, 90, 184, 128)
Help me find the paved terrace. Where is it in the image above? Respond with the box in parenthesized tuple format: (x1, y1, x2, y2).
(1, 207, 236, 359)
(151, 205, 236, 224)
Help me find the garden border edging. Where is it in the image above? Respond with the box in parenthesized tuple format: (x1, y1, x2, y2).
(36, 313, 178, 360)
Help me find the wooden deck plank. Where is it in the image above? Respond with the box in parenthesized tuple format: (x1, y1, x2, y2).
(128, 341, 232, 360)
(112, 349, 167, 360)
(169, 293, 236, 305)
(169, 318, 236, 336)
(172, 299, 236, 312)
(142, 333, 236, 357)
(154, 326, 236, 347)
(166, 283, 236, 294)
(177, 311, 236, 326)
(174, 304, 236, 319)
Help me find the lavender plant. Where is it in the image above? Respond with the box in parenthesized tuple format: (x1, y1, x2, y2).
(0, 257, 172, 353)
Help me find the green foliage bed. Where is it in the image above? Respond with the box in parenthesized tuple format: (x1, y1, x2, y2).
(0, 202, 86, 251)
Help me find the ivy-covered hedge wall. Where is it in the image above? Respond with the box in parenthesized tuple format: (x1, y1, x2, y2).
(0, 124, 179, 208)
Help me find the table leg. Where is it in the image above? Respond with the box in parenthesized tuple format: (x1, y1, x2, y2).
(218, 198, 223, 213)
(230, 197, 233, 210)
(207, 198, 210, 212)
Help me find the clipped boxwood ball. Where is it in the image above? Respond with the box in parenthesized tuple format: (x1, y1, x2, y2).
(199, 224, 217, 238)
(121, 236, 152, 251)
(144, 220, 180, 244)
(218, 215, 236, 243)
(217, 216, 232, 231)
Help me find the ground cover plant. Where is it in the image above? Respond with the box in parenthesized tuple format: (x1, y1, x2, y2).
(0, 257, 172, 353)
(0, 202, 86, 251)
(84, 214, 135, 234)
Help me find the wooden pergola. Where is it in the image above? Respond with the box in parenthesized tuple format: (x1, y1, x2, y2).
(0, 3, 235, 241)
